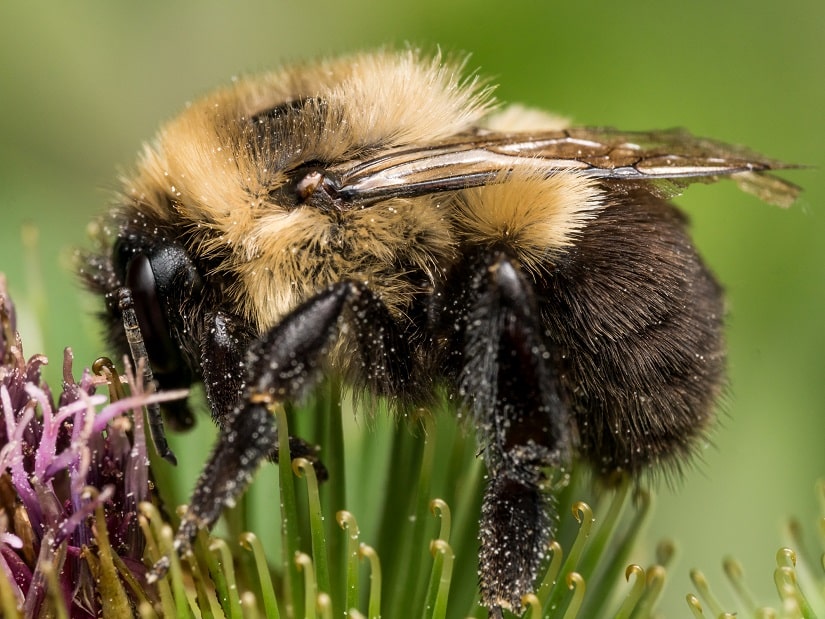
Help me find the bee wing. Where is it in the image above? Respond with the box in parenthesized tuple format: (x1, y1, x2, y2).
(326, 128, 800, 208)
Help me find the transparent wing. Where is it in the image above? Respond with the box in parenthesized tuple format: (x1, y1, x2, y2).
(321, 127, 800, 208)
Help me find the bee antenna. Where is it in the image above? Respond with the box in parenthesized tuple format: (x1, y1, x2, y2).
(118, 287, 178, 465)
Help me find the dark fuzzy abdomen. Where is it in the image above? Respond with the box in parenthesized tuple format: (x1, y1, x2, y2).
(539, 192, 726, 476)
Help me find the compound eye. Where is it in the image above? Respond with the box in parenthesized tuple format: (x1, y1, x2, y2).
(125, 253, 182, 375)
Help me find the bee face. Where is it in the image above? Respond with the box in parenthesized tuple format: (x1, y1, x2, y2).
(80, 49, 798, 614)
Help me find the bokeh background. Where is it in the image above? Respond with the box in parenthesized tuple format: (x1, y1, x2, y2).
(1, 1, 822, 614)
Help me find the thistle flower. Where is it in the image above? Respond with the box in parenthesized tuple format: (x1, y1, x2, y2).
(0, 275, 183, 617)
(0, 270, 669, 617)
(6, 269, 821, 618)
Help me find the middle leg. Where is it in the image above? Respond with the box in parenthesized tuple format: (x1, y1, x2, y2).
(171, 280, 419, 561)
(433, 246, 571, 615)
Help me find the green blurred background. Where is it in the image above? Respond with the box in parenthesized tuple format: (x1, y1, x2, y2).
(1, 1, 822, 614)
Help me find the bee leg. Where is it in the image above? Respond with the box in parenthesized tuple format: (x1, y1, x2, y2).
(438, 248, 570, 614)
(200, 309, 252, 427)
(168, 280, 412, 564)
(272, 436, 329, 481)
(200, 310, 330, 480)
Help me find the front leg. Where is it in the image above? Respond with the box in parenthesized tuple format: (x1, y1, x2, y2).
(169, 280, 416, 563)
(198, 309, 328, 479)
(199, 309, 252, 427)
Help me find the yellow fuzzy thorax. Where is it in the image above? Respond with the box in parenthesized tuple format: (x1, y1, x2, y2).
(118, 50, 603, 332)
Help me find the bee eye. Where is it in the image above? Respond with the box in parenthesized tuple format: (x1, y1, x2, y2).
(124, 252, 183, 375)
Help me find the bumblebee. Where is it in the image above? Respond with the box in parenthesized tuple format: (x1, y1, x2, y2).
(80, 49, 798, 615)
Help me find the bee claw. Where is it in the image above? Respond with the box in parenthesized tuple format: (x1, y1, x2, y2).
(146, 555, 170, 584)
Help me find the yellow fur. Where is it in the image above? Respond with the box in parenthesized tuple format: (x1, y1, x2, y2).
(453, 171, 604, 274)
(117, 50, 602, 331)
(482, 104, 570, 132)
